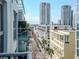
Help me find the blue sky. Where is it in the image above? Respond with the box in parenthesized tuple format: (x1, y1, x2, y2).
(23, 0, 76, 24)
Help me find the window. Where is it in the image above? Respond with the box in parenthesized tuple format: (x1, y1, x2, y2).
(0, 5, 3, 31)
(77, 40, 79, 48)
(60, 35, 63, 40)
(77, 49, 79, 56)
(77, 31, 79, 39)
(65, 35, 69, 43)
(77, 23, 79, 30)
(11, 0, 18, 3)
(13, 11, 17, 40)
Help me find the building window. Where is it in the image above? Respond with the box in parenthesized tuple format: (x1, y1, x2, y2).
(77, 31, 79, 39)
(60, 35, 63, 40)
(65, 35, 69, 43)
(13, 11, 17, 40)
(77, 49, 79, 56)
(77, 40, 79, 48)
(77, 23, 79, 30)
(0, 5, 3, 31)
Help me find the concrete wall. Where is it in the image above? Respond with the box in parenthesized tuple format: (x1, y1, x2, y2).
(3, 0, 18, 53)
(64, 32, 75, 59)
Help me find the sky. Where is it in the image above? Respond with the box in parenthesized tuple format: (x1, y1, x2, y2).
(23, 0, 76, 24)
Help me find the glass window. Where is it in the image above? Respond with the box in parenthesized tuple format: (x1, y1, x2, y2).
(60, 35, 63, 40)
(77, 40, 79, 48)
(13, 11, 17, 40)
(0, 5, 3, 31)
(65, 35, 69, 43)
(77, 31, 79, 39)
(77, 23, 79, 30)
(0, 6, 1, 31)
(77, 49, 79, 56)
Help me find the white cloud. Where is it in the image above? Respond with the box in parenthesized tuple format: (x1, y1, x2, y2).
(24, 12, 39, 24)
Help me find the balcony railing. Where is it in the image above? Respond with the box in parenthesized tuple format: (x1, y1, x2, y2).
(0, 52, 32, 59)
(17, 0, 25, 14)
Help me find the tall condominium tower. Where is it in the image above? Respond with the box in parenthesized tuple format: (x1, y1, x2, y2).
(40, 2, 50, 25)
(76, 0, 79, 59)
(61, 5, 73, 27)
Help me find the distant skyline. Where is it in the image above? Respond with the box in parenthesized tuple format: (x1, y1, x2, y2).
(23, 0, 76, 24)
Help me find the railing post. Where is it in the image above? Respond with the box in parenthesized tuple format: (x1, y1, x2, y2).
(8, 56, 10, 59)
(24, 56, 27, 59)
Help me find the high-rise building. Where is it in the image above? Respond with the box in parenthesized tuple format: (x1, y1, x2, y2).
(40, 2, 50, 25)
(58, 20, 62, 25)
(61, 5, 73, 27)
(76, 0, 79, 59)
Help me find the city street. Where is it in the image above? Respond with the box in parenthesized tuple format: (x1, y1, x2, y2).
(28, 37, 48, 59)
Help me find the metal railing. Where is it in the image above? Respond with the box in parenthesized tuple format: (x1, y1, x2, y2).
(17, 0, 25, 14)
(0, 52, 32, 59)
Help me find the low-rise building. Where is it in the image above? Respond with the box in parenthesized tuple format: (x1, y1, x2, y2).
(50, 29, 75, 59)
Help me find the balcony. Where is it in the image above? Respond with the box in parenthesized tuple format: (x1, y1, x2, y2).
(18, 41, 28, 52)
(18, 33, 28, 41)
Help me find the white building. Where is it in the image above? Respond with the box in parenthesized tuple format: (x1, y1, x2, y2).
(0, 0, 18, 53)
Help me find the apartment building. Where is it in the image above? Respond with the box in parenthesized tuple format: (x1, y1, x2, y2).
(0, 0, 32, 59)
(34, 25, 50, 42)
(50, 29, 75, 59)
(0, 0, 18, 53)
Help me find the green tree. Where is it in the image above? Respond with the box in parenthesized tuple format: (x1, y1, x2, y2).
(46, 48, 54, 59)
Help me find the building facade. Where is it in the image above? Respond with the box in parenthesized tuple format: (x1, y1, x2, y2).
(50, 29, 75, 59)
(0, 0, 33, 59)
(0, 0, 18, 53)
(61, 5, 73, 27)
(76, 0, 79, 59)
(40, 2, 50, 25)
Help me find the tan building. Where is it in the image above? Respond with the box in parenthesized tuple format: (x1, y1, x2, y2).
(50, 29, 75, 59)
